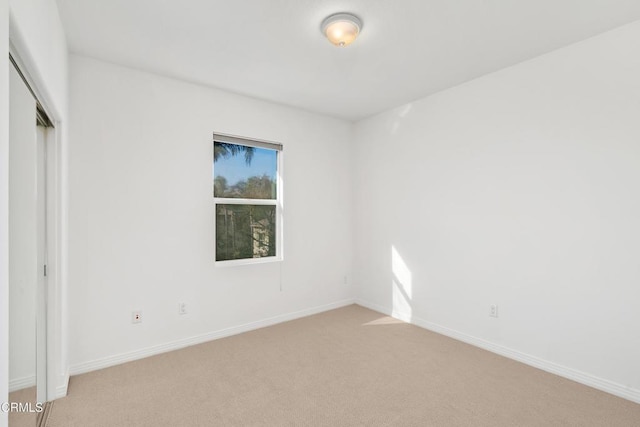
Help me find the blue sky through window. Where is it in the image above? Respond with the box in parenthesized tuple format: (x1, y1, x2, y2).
(214, 146, 277, 186)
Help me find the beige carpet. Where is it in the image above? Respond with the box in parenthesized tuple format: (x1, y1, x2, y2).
(47, 305, 640, 426)
(8, 386, 50, 427)
(8, 386, 36, 427)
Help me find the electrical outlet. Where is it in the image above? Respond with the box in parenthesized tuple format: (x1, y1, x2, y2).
(343, 275, 348, 285)
(179, 302, 187, 315)
(489, 305, 498, 318)
(132, 311, 142, 324)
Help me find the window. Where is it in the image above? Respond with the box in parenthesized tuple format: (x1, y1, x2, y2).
(213, 133, 282, 264)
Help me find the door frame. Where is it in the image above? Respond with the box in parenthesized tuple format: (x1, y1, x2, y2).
(9, 37, 65, 401)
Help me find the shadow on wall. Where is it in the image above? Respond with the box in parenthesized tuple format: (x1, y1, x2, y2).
(390, 103, 413, 135)
(392, 246, 413, 320)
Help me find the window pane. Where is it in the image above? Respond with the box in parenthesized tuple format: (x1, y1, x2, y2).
(216, 204, 276, 261)
(214, 142, 277, 199)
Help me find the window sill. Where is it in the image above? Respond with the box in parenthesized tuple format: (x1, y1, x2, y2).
(215, 256, 283, 268)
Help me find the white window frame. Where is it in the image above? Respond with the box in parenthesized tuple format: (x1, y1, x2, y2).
(213, 132, 283, 266)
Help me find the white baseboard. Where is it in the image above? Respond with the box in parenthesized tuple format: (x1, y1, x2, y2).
(9, 375, 35, 393)
(70, 298, 356, 376)
(10, 372, 69, 398)
(55, 383, 68, 399)
(54, 372, 69, 399)
(356, 298, 640, 404)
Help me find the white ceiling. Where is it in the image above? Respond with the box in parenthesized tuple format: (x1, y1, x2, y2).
(56, 0, 640, 121)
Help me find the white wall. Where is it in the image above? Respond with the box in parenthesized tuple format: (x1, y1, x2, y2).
(9, 0, 67, 119)
(8, 0, 69, 399)
(354, 21, 640, 402)
(67, 56, 354, 371)
(1, 0, 10, 424)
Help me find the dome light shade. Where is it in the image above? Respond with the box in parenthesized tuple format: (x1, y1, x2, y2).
(321, 13, 362, 47)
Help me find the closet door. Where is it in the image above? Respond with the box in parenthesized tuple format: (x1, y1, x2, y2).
(9, 61, 38, 419)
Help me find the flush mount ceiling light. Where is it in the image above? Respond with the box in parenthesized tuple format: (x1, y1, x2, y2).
(321, 13, 362, 47)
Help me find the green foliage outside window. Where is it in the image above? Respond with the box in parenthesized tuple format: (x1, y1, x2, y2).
(215, 204, 276, 261)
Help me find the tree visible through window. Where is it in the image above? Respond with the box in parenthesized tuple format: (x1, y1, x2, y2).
(213, 134, 282, 263)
